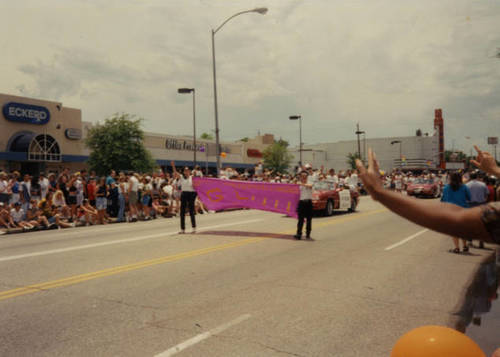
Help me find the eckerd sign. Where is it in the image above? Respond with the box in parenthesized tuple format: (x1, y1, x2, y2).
(3, 102, 50, 125)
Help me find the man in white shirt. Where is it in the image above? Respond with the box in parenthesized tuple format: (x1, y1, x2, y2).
(39, 173, 49, 200)
(294, 171, 314, 240)
(128, 172, 139, 221)
(349, 170, 359, 188)
(0, 172, 9, 205)
(326, 169, 339, 186)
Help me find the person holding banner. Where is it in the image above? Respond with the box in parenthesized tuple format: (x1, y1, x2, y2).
(171, 161, 197, 234)
(295, 171, 314, 240)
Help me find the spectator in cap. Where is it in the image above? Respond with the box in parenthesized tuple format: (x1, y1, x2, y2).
(10, 202, 34, 230)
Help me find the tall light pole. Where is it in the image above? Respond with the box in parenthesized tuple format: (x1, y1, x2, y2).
(391, 140, 402, 168)
(212, 7, 268, 176)
(177, 88, 197, 167)
(355, 124, 365, 164)
(289, 115, 302, 166)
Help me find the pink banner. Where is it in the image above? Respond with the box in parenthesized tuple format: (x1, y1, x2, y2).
(193, 177, 299, 218)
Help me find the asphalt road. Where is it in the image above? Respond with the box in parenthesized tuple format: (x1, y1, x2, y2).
(0, 197, 493, 356)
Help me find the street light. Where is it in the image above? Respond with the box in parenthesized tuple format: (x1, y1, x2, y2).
(355, 123, 365, 163)
(289, 115, 302, 166)
(177, 88, 197, 167)
(212, 7, 268, 176)
(391, 140, 402, 168)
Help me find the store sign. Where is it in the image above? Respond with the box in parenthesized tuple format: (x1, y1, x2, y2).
(487, 137, 498, 145)
(65, 128, 82, 140)
(165, 138, 205, 152)
(2, 102, 50, 125)
(247, 148, 263, 158)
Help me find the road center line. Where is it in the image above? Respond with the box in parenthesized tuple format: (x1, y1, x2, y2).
(155, 314, 252, 357)
(0, 238, 265, 301)
(0, 208, 388, 302)
(0, 219, 263, 263)
(384, 229, 429, 251)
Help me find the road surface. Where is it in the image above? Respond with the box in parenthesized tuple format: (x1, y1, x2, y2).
(0, 197, 492, 356)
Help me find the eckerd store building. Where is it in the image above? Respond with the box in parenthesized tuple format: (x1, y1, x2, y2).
(0, 93, 271, 175)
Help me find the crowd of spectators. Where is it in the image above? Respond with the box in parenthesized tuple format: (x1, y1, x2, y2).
(0, 159, 498, 235)
(0, 168, 212, 233)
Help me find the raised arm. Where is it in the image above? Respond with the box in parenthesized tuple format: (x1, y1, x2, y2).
(356, 149, 492, 242)
(171, 161, 180, 179)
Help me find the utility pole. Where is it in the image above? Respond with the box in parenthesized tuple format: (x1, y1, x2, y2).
(355, 123, 365, 161)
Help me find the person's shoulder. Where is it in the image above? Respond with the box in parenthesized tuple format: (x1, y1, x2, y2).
(480, 202, 500, 244)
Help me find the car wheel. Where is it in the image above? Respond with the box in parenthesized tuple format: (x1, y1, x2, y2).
(433, 189, 441, 198)
(325, 200, 334, 216)
(348, 199, 357, 212)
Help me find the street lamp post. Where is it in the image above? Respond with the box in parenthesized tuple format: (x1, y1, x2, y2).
(355, 123, 365, 164)
(391, 140, 402, 168)
(211, 7, 268, 177)
(289, 115, 302, 166)
(177, 88, 197, 167)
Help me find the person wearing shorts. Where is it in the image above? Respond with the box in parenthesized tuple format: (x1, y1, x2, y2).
(128, 172, 139, 222)
(96, 177, 108, 224)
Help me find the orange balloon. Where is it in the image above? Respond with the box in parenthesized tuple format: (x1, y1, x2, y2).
(391, 326, 485, 357)
(220, 152, 227, 158)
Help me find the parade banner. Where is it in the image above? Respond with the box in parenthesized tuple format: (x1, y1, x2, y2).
(193, 177, 299, 218)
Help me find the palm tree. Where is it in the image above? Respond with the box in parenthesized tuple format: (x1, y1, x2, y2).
(346, 152, 361, 170)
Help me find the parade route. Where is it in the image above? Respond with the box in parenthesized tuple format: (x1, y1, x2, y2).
(0, 197, 494, 356)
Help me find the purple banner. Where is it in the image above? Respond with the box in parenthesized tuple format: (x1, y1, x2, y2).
(193, 177, 299, 218)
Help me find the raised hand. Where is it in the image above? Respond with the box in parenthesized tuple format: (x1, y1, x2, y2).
(471, 145, 499, 176)
(355, 148, 384, 199)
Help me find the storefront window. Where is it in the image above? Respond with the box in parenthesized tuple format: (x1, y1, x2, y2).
(28, 134, 61, 162)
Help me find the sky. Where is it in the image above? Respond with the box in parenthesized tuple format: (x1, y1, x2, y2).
(1, 0, 499, 154)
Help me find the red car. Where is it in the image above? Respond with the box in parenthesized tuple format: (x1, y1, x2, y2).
(406, 178, 442, 198)
(311, 181, 360, 216)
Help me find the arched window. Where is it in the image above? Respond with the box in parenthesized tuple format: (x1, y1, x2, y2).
(28, 134, 61, 162)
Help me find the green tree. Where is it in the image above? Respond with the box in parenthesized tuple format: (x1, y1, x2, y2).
(346, 152, 361, 170)
(239, 137, 249, 142)
(200, 132, 214, 140)
(445, 150, 466, 162)
(85, 113, 157, 175)
(263, 140, 292, 173)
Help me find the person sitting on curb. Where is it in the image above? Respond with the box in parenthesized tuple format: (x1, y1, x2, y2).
(10, 202, 34, 231)
(51, 205, 75, 229)
(79, 199, 98, 226)
(26, 199, 50, 229)
(355, 146, 499, 245)
(0, 202, 16, 230)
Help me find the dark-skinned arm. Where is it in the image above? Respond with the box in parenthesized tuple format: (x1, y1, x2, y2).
(356, 149, 493, 243)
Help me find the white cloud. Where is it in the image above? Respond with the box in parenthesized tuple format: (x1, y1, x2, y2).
(0, 0, 499, 153)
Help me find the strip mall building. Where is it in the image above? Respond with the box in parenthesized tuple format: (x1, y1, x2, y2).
(288, 109, 445, 172)
(0, 93, 271, 175)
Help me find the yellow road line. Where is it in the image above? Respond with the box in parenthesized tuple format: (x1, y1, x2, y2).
(0, 208, 387, 302)
(0, 237, 264, 301)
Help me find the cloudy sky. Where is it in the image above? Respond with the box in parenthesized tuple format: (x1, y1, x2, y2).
(1, 0, 499, 153)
